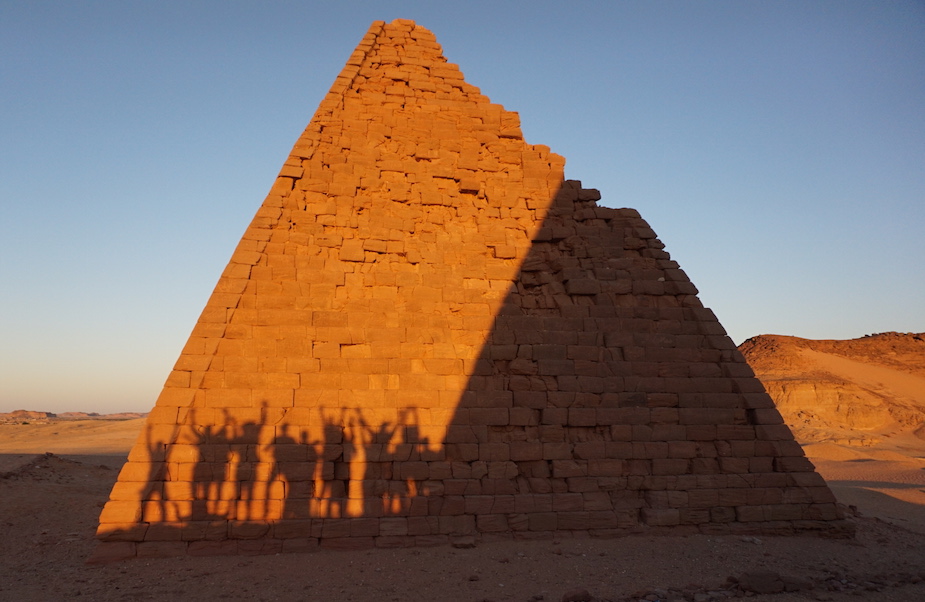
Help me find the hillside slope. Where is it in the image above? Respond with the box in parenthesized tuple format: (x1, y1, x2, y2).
(739, 332, 925, 444)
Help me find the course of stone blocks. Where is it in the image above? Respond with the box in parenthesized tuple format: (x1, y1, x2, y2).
(94, 19, 850, 561)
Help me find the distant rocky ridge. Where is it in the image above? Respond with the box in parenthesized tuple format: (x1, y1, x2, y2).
(0, 410, 146, 425)
(739, 332, 925, 444)
(0, 410, 56, 424)
(56, 412, 146, 420)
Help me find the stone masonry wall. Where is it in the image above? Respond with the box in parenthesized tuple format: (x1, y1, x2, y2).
(93, 19, 849, 562)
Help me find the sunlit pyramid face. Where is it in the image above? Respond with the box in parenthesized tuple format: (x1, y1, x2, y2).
(92, 19, 849, 563)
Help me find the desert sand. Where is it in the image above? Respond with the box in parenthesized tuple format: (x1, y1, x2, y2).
(2, 416, 924, 601)
(4, 334, 923, 600)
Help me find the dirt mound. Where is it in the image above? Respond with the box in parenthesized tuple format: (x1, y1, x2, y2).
(740, 333, 925, 443)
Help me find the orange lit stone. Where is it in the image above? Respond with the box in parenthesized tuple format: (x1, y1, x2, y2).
(94, 19, 850, 561)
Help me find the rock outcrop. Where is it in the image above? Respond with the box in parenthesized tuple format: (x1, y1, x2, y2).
(0, 410, 56, 425)
(739, 332, 925, 444)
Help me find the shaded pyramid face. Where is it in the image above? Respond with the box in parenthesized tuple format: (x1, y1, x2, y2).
(95, 19, 849, 560)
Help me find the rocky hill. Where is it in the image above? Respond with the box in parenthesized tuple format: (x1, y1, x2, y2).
(0, 410, 56, 425)
(0, 411, 146, 425)
(739, 332, 925, 444)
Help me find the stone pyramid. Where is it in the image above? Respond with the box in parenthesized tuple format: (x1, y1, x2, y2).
(94, 19, 849, 561)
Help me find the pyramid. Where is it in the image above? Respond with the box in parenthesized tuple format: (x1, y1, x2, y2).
(94, 19, 850, 561)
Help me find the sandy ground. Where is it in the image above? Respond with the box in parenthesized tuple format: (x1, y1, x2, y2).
(805, 431, 925, 534)
(2, 419, 924, 602)
(800, 349, 925, 407)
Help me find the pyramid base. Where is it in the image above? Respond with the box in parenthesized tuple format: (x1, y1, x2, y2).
(90, 518, 854, 563)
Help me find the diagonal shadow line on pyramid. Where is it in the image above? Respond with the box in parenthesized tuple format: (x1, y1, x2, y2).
(436, 179, 853, 540)
(90, 19, 851, 562)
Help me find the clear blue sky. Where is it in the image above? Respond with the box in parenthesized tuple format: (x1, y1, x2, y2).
(1, 1, 923, 413)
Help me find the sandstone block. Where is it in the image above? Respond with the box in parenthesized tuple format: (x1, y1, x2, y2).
(99, 501, 142, 524)
(510, 441, 543, 461)
(96, 522, 148, 542)
(774, 456, 816, 473)
(188, 540, 239, 556)
(528, 512, 557, 531)
(641, 508, 680, 526)
(476, 514, 509, 532)
(281, 537, 319, 554)
(379, 517, 408, 536)
(552, 493, 583, 511)
(543, 442, 572, 460)
(320, 537, 375, 550)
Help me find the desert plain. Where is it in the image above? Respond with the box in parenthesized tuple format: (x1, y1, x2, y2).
(1, 333, 923, 602)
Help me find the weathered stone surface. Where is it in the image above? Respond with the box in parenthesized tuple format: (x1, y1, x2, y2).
(95, 18, 849, 559)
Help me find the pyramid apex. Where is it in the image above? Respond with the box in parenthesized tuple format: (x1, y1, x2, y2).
(387, 18, 419, 32)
